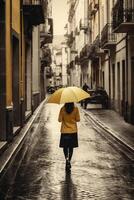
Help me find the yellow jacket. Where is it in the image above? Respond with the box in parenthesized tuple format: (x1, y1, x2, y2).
(58, 106, 80, 133)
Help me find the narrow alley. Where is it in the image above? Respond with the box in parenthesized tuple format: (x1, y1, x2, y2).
(0, 103, 133, 200)
(0, 0, 134, 199)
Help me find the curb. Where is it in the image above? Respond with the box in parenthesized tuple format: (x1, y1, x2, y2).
(0, 99, 46, 176)
(83, 109, 134, 160)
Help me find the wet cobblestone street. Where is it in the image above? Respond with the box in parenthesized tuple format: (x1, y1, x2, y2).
(1, 104, 134, 200)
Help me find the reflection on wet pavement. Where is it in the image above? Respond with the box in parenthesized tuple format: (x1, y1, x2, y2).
(0, 104, 134, 200)
(60, 172, 77, 200)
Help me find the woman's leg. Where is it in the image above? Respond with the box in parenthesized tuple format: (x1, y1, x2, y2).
(63, 147, 68, 159)
(69, 147, 73, 161)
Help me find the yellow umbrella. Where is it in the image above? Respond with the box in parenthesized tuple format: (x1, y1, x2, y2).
(47, 86, 90, 104)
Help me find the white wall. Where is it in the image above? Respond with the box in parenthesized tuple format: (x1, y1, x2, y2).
(32, 27, 40, 93)
(75, 0, 85, 53)
(62, 45, 68, 86)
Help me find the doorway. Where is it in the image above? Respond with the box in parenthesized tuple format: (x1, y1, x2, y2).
(112, 64, 115, 101)
(102, 71, 105, 88)
(130, 56, 134, 123)
(122, 60, 125, 116)
(12, 36, 20, 127)
(117, 62, 121, 112)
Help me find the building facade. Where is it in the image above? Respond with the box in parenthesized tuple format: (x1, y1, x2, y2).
(0, 0, 53, 142)
(61, 42, 68, 86)
(40, 0, 53, 98)
(67, 0, 134, 124)
(51, 36, 68, 87)
(111, 0, 134, 124)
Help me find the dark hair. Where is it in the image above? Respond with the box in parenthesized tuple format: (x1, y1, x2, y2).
(64, 102, 74, 114)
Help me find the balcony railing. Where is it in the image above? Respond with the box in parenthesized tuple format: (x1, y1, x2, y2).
(67, 31, 75, 47)
(40, 18, 53, 44)
(79, 19, 88, 31)
(101, 23, 116, 49)
(87, 44, 96, 59)
(75, 27, 79, 35)
(94, 0, 99, 9)
(70, 60, 75, 69)
(113, 0, 134, 32)
(71, 49, 78, 54)
(23, 0, 44, 26)
(89, 1, 98, 17)
(46, 66, 53, 78)
(79, 44, 89, 63)
(23, 0, 44, 5)
(75, 55, 80, 65)
(93, 35, 100, 46)
(88, 35, 105, 58)
(68, 0, 76, 22)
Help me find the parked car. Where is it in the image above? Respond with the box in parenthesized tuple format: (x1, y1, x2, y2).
(47, 86, 55, 94)
(81, 88, 109, 109)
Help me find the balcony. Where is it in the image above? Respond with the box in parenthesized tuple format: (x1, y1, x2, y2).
(87, 44, 94, 58)
(87, 36, 105, 59)
(70, 60, 75, 69)
(91, 8, 98, 16)
(79, 19, 88, 31)
(94, 0, 99, 9)
(101, 23, 116, 49)
(113, 0, 134, 33)
(41, 46, 52, 67)
(67, 66, 71, 75)
(95, 48, 105, 57)
(68, 0, 76, 22)
(79, 44, 89, 63)
(40, 18, 53, 44)
(93, 36, 105, 56)
(75, 27, 80, 36)
(46, 66, 53, 79)
(23, 0, 45, 26)
(90, 1, 98, 16)
(41, 56, 52, 67)
(67, 31, 75, 47)
(71, 49, 78, 54)
(75, 55, 80, 65)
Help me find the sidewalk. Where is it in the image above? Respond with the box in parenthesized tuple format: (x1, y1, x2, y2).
(0, 100, 45, 176)
(84, 107, 134, 151)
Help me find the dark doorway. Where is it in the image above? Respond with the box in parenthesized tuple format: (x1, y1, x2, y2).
(130, 56, 134, 123)
(12, 36, 20, 127)
(102, 71, 105, 88)
(112, 64, 115, 101)
(117, 62, 121, 112)
(122, 60, 125, 116)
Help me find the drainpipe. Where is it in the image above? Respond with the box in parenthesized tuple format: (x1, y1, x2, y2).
(124, 33, 128, 122)
(20, 1, 25, 126)
(108, 49, 111, 108)
(98, 0, 101, 87)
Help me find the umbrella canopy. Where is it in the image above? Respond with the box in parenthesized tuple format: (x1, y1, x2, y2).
(47, 86, 90, 104)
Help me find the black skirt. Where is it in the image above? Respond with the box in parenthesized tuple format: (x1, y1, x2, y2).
(59, 132, 78, 148)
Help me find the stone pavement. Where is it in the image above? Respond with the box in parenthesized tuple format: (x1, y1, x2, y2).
(1, 103, 134, 200)
(0, 100, 45, 176)
(0, 101, 134, 177)
(84, 107, 134, 151)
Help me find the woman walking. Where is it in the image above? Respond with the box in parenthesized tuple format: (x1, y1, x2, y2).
(58, 102, 80, 171)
